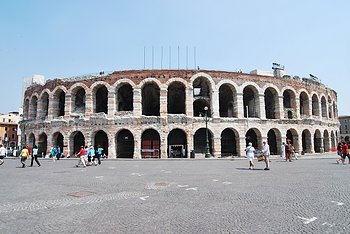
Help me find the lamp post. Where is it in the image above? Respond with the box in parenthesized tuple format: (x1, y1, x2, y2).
(204, 106, 211, 158)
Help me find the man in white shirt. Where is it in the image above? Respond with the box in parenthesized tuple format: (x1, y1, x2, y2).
(262, 141, 270, 170)
(0, 144, 6, 165)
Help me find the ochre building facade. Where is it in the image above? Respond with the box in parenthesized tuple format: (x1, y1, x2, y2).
(20, 70, 340, 158)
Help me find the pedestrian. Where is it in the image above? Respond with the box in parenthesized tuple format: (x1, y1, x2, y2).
(336, 142, 343, 164)
(51, 146, 57, 161)
(341, 142, 349, 165)
(56, 146, 61, 160)
(262, 141, 270, 170)
(245, 142, 255, 170)
(285, 140, 292, 162)
(281, 142, 286, 160)
(0, 144, 5, 165)
(20, 146, 30, 168)
(89, 145, 97, 166)
(291, 144, 297, 160)
(26, 144, 31, 157)
(76, 146, 86, 168)
(85, 145, 92, 165)
(30, 145, 41, 167)
(93, 145, 103, 165)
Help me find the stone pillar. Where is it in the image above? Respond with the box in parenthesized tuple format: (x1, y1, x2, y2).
(297, 136, 303, 155)
(308, 98, 313, 118)
(63, 134, 70, 157)
(107, 89, 116, 117)
(133, 88, 142, 117)
(186, 88, 194, 117)
(85, 91, 93, 117)
(65, 94, 72, 118)
(239, 137, 247, 157)
(134, 129, 142, 159)
(295, 97, 300, 119)
(278, 96, 284, 119)
(319, 137, 324, 153)
(236, 93, 244, 119)
(160, 130, 168, 159)
(160, 88, 167, 117)
(108, 133, 116, 159)
(212, 135, 221, 158)
(259, 94, 266, 119)
(309, 136, 315, 153)
(187, 130, 194, 158)
(47, 96, 54, 120)
(212, 88, 220, 118)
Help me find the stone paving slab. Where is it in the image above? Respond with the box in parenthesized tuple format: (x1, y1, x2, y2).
(0, 153, 349, 234)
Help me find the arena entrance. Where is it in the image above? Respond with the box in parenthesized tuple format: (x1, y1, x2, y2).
(141, 129, 160, 158)
(314, 129, 322, 153)
(71, 131, 85, 156)
(116, 129, 134, 158)
(94, 130, 109, 156)
(168, 129, 187, 158)
(38, 133, 47, 157)
(267, 129, 281, 155)
(194, 128, 213, 154)
(221, 128, 237, 157)
(302, 129, 312, 153)
(286, 129, 299, 152)
(245, 128, 261, 148)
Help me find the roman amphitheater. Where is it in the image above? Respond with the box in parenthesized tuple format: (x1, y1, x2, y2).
(21, 69, 340, 159)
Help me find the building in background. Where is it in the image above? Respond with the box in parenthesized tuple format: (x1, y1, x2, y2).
(339, 115, 350, 143)
(0, 112, 20, 149)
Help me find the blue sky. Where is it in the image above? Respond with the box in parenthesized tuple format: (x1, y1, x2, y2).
(1, 0, 349, 115)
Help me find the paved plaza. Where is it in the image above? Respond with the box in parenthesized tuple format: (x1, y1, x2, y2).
(0, 153, 349, 234)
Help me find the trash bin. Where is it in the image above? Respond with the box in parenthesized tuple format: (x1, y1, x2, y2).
(190, 150, 195, 158)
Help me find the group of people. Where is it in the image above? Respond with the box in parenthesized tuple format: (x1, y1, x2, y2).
(49, 145, 62, 161)
(336, 142, 350, 165)
(280, 140, 297, 162)
(76, 145, 104, 168)
(245, 141, 271, 170)
(245, 140, 297, 170)
(18, 144, 41, 168)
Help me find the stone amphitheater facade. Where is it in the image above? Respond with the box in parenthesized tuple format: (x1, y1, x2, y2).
(21, 70, 340, 159)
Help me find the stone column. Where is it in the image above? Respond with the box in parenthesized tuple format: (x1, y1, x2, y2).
(236, 93, 244, 119)
(295, 97, 300, 119)
(108, 133, 116, 159)
(212, 88, 219, 118)
(212, 134, 221, 158)
(65, 94, 72, 118)
(47, 96, 55, 120)
(160, 88, 167, 117)
(187, 130, 194, 158)
(133, 88, 142, 117)
(278, 96, 284, 119)
(186, 88, 194, 117)
(319, 137, 324, 153)
(160, 130, 168, 159)
(134, 129, 141, 159)
(107, 89, 116, 117)
(85, 92, 93, 117)
(297, 136, 303, 155)
(239, 137, 247, 157)
(259, 94, 266, 119)
(63, 134, 70, 157)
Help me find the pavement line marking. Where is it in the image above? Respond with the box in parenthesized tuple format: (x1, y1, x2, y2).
(212, 179, 219, 182)
(131, 173, 142, 176)
(331, 201, 344, 206)
(140, 196, 149, 201)
(177, 185, 189, 188)
(164, 171, 172, 173)
(222, 181, 232, 185)
(185, 187, 198, 191)
(322, 222, 334, 227)
(95, 176, 104, 179)
(297, 216, 317, 224)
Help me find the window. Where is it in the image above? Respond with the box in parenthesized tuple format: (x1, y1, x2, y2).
(11, 134, 14, 139)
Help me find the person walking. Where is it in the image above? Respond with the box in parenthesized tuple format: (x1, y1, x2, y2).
(336, 142, 343, 164)
(245, 142, 255, 170)
(285, 140, 292, 162)
(30, 145, 41, 167)
(76, 146, 86, 168)
(93, 145, 103, 165)
(20, 146, 30, 168)
(89, 145, 97, 166)
(262, 141, 270, 170)
(281, 142, 286, 160)
(56, 146, 61, 160)
(0, 144, 5, 165)
(51, 146, 57, 161)
(341, 142, 348, 165)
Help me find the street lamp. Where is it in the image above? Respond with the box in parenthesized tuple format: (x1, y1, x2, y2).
(204, 106, 211, 158)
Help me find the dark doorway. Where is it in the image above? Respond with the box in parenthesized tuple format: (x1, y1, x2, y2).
(73, 132, 85, 155)
(194, 128, 213, 154)
(58, 91, 65, 117)
(73, 88, 86, 113)
(221, 128, 237, 156)
(116, 130, 134, 158)
(168, 129, 187, 158)
(267, 129, 277, 155)
(245, 129, 258, 148)
(95, 86, 108, 114)
(264, 88, 277, 119)
(168, 82, 185, 114)
(219, 85, 236, 117)
(142, 83, 160, 116)
(243, 86, 258, 118)
(38, 133, 47, 157)
(53, 132, 64, 152)
(117, 84, 133, 111)
(94, 130, 109, 156)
